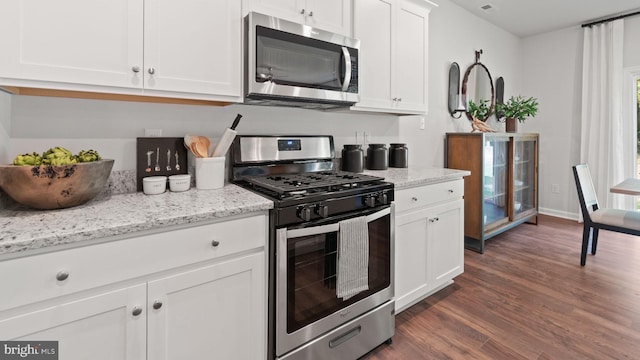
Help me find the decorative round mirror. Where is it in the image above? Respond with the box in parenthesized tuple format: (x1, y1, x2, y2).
(461, 50, 495, 122)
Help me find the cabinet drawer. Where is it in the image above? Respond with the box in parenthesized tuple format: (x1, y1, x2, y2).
(0, 214, 267, 312)
(395, 179, 464, 212)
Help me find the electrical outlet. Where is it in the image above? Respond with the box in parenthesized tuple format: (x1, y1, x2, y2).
(419, 117, 425, 130)
(145, 128, 163, 137)
(551, 184, 560, 194)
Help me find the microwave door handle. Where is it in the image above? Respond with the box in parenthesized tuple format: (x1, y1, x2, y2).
(341, 46, 352, 92)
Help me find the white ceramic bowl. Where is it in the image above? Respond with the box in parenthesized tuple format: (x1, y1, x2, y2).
(143, 176, 167, 195)
(169, 174, 191, 192)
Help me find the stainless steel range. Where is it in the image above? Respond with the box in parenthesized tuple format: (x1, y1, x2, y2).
(230, 135, 395, 360)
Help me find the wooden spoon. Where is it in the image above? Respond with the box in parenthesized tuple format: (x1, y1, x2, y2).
(197, 136, 211, 157)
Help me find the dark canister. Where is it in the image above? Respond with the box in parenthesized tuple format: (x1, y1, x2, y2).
(341, 144, 364, 173)
(366, 143, 388, 170)
(389, 143, 408, 168)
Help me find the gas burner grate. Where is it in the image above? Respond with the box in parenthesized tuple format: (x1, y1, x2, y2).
(242, 171, 385, 197)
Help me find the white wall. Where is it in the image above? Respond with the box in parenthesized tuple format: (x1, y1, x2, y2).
(624, 16, 640, 67)
(9, 97, 398, 171)
(0, 91, 11, 165)
(522, 16, 640, 220)
(399, 0, 522, 168)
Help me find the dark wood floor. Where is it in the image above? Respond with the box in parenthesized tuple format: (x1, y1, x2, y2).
(363, 214, 640, 360)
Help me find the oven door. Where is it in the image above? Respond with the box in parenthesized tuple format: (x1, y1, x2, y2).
(275, 206, 393, 357)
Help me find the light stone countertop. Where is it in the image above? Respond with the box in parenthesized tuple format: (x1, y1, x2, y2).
(0, 184, 273, 258)
(363, 167, 471, 189)
(0, 166, 470, 259)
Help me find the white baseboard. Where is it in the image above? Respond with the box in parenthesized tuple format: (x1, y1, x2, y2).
(539, 207, 578, 221)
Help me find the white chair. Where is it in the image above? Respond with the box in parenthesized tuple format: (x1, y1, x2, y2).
(572, 164, 640, 266)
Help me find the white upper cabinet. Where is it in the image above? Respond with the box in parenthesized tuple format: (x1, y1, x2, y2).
(351, 0, 432, 114)
(245, 0, 352, 35)
(143, 0, 241, 99)
(0, 0, 144, 90)
(0, 0, 242, 102)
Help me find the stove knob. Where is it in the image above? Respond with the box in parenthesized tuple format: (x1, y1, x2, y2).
(378, 193, 389, 205)
(297, 206, 312, 221)
(315, 204, 329, 218)
(364, 195, 377, 208)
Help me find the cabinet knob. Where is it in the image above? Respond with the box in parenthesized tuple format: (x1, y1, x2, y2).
(448, 189, 454, 193)
(56, 271, 69, 282)
(131, 66, 140, 73)
(397, 97, 402, 102)
(211, 240, 220, 247)
(429, 217, 440, 223)
(148, 67, 155, 75)
(153, 301, 163, 310)
(308, 11, 313, 17)
(300, 9, 305, 14)
(411, 197, 418, 202)
(132, 306, 143, 316)
(392, 97, 398, 101)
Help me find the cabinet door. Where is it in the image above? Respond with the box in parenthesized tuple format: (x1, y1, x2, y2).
(147, 252, 266, 360)
(427, 199, 464, 290)
(0, 0, 144, 89)
(246, 0, 303, 23)
(352, 0, 394, 110)
(394, 207, 429, 312)
(483, 136, 510, 231)
(144, 0, 241, 98)
(305, 0, 352, 35)
(0, 284, 147, 360)
(393, 0, 429, 113)
(512, 137, 538, 220)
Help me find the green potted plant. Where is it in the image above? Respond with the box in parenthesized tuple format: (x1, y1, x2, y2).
(467, 99, 491, 121)
(495, 95, 539, 132)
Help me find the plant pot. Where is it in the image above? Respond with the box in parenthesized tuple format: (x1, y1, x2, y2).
(505, 118, 517, 133)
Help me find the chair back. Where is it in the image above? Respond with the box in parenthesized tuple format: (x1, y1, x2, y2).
(572, 164, 599, 221)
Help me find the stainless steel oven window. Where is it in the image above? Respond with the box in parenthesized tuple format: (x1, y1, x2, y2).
(275, 207, 392, 356)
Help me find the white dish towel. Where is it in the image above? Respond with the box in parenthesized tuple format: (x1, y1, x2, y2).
(337, 216, 370, 300)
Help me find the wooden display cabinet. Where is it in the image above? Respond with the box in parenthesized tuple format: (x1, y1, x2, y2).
(446, 133, 538, 253)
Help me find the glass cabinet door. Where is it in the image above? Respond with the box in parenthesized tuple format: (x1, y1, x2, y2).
(513, 137, 537, 219)
(482, 137, 509, 229)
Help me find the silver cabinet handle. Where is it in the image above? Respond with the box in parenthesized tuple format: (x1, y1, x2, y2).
(411, 197, 418, 202)
(153, 301, 163, 310)
(148, 67, 155, 75)
(211, 240, 220, 247)
(300, 9, 305, 14)
(56, 271, 69, 281)
(132, 306, 143, 316)
(132, 66, 140, 73)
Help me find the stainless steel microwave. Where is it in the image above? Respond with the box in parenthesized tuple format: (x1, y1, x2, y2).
(245, 12, 360, 109)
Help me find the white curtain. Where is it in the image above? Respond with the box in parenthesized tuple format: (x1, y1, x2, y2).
(580, 19, 632, 211)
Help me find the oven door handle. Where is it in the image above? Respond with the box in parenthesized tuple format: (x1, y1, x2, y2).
(286, 207, 390, 238)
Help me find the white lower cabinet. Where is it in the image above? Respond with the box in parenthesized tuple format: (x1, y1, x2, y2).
(0, 284, 147, 360)
(0, 214, 267, 360)
(394, 180, 465, 313)
(148, 252, 265, 360)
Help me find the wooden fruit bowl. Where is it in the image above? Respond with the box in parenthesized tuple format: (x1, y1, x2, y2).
(0, 159, 114, 210)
